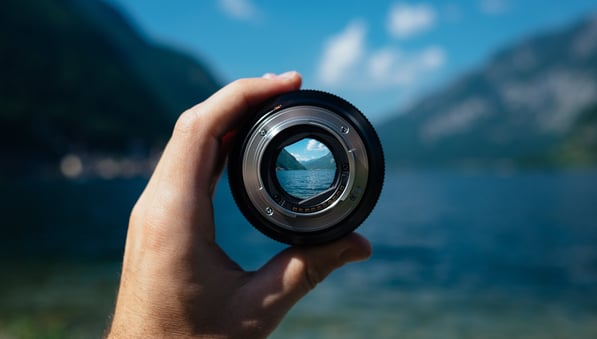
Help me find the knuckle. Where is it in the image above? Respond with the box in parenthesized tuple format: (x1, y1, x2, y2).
(173, 107, 202, 135)
(304, 263, 327, 290)
(226, 79, 251, 103)
(228, 77, 251, 90)
(128, 202, 142, 226)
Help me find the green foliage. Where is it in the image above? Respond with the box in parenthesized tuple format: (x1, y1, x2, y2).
(0, 259, 120, 338)
(553, 104, 597, 166)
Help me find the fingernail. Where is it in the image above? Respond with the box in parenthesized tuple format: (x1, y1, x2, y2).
(262, 73, 277, 79)
(277, 71, 297, 80)
(262, 71, 298, 81)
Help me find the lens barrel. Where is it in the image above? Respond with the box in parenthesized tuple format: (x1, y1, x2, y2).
(228, 90, 384, 245)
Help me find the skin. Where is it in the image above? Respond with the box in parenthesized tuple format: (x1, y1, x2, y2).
(107, 72, 372, 338)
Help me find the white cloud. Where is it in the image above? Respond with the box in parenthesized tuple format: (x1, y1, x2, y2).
(318, 42, 445, 89)
(387, 3, 436, 39)
(306, 139, 327, 151)
(316, 9, 446, 91)
(290, 152, 310, 162)
(218, 0, 261, 22)
(370, 46, 445, 87)
(479, 0, 509, 15)
(317, 20, 366, 85)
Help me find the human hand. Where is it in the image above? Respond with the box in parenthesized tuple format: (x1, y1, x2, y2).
(107, 72, 372, 338)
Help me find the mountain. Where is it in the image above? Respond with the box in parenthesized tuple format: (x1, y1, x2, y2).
(276, 149, 306, 170)
(379, 16, 597, 168)
(301, 152, 336, 170)
(275, 150, 336, 171)
(0, 0, 220, 174)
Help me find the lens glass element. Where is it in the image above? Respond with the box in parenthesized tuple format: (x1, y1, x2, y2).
(228, 90, 384, 245)
(275, 138, 336, 200)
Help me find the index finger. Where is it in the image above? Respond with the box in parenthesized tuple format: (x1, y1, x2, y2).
(153, 72, 302, 197)
(176, 72, 302, 144)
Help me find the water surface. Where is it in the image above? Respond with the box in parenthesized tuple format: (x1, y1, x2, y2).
(276, 169, 336, 199)
(2, 170, 597, 338)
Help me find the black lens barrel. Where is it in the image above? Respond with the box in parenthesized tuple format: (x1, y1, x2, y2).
(227, 90, 384, 245)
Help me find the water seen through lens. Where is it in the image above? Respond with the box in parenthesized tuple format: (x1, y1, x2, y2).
(276, 169, 336, 199)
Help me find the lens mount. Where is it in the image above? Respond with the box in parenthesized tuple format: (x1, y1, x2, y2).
(228, 90, 384, 245)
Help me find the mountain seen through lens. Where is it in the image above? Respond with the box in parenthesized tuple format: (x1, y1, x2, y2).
(275, 138, 336, 200)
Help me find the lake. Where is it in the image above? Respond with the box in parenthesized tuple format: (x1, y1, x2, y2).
(276, 169, 336, 199)
(1, 170, 597, 338)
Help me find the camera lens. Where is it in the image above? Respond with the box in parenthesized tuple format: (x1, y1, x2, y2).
(228, 90, 384, 245)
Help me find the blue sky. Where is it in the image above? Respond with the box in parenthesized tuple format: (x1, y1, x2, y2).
(108, 0, 597, 123)
(283, 138, 331, 162)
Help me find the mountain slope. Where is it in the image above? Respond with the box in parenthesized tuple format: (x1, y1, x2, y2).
(276, 149, 307, 170)
(73, 0, 220, 116)
(0, 0, 220, 172)
(301, 152, 336, 170)
(379, 16, 597, 168)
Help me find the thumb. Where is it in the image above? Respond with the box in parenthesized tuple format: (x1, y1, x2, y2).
(244, 233, 371, 324)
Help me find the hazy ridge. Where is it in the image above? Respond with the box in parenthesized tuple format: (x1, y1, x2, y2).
(379, 16, 597, 169)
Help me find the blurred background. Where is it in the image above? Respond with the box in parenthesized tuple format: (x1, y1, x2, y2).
(2, 0, 597, 338)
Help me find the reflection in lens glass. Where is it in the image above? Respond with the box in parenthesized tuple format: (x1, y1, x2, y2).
(275, 138, 336, 199)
